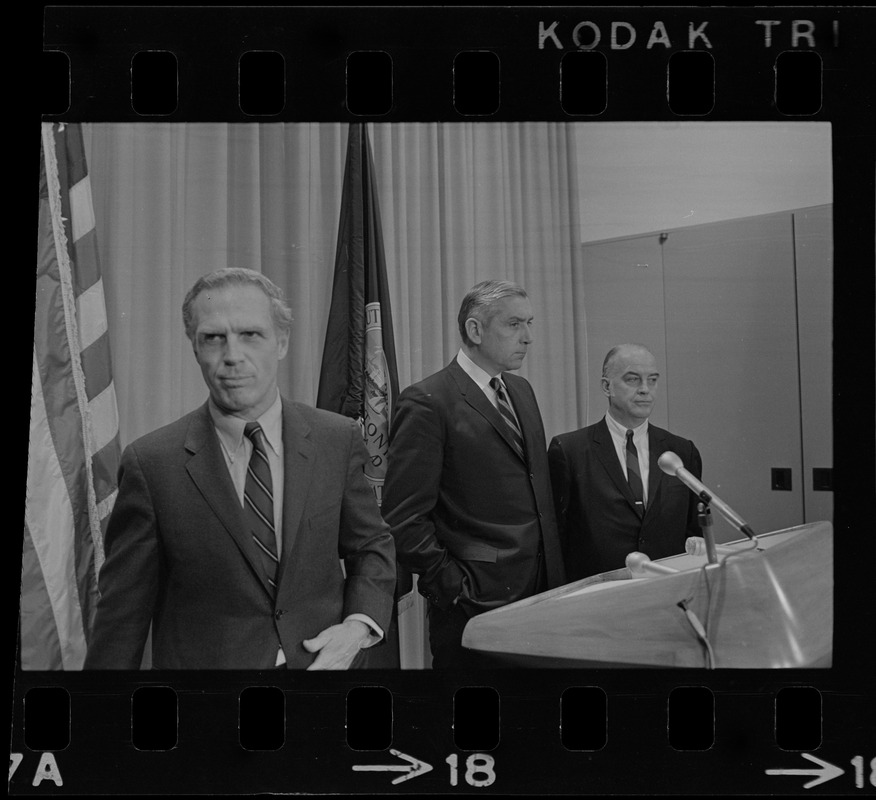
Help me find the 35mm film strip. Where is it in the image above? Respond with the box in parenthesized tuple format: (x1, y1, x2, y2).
(17, 5, 876, 795)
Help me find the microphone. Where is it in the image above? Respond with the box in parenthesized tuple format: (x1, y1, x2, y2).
(658, 451, 757, 540)
(625, 551, 678, 577)
(685, 537, 738, 557)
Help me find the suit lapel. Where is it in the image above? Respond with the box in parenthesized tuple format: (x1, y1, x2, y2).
(645, 425, 666, 521)
(593, 418, 643, 518)
(448, 359, 527, 464)
(276, 400, 316, 588)
(184, 404, 275, 597)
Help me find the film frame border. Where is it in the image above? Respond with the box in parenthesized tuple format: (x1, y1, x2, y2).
(17, 4, 876, 795)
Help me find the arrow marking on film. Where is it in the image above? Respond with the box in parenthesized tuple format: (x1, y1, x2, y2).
(352, 749, 433, 785)
(765, 753, 844, 789)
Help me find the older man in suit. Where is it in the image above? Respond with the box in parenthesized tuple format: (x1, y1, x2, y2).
(382, 279, 564, 669)
(84, 268, 396, 670)
(549, 343, 702, 581)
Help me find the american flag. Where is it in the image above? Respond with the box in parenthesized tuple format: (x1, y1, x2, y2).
(23, 123, 121, 669)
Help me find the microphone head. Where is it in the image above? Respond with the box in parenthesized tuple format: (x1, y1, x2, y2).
(625, 551, 650, 571)
(685, 537, 707, 556)
(657, 450, 683, 476)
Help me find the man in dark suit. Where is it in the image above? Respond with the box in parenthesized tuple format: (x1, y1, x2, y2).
(382, 280, 564, 669)
(549, 343, 701, 581)
(85, 268, 396, 670)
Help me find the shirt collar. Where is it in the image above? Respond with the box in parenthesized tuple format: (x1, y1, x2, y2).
(605, 411, 649, 442)
(457, 347, 504, 393)
(208, 392, 283, 458)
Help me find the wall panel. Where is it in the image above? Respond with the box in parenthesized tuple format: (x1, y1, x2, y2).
(794, 205, 833, 524)
(662, 213, 804, 537)
(580, 235, 668, 429)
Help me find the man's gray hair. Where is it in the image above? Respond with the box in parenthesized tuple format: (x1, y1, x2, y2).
(182, 268, 293, 341)
(457, 279, 528, 347)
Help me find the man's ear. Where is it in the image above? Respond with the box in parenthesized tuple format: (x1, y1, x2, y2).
(276, 328, 290, 360)
(465, 317, 482, 345)
(600, 376, 611, 398)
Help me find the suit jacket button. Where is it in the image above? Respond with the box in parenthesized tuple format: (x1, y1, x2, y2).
(274, 609, 286, 620)
(529, 473, 535, 480)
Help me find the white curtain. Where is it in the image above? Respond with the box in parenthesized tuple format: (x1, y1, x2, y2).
(83, 122, 587, 667)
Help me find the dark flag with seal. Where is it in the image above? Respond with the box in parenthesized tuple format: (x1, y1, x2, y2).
(317, 122, 409, 667)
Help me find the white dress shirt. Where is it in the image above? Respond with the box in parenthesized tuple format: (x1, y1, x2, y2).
(604, 412, 650, 507)
(208, 392, 382, 665)
(456, 348, 519, 416)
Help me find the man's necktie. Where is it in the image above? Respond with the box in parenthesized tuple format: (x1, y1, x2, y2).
(489, 377, 526, 460)
(625, 429, 645, 515)
(243, 422, 279, 592)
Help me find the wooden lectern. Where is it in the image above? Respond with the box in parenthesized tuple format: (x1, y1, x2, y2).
(461, 522, 832, 668)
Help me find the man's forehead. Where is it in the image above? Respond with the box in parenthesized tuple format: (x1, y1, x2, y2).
(193, 286, 273, 327)
(614, 349, 658, 373)
(493, 295, 532, 317)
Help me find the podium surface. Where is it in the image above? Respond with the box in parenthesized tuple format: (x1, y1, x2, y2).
(461, 522, 832, 668)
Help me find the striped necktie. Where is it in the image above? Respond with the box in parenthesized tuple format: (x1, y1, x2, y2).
(625, 429, 645, 515)
(243, 422, 279, 593)
(489, 377, 526, 460)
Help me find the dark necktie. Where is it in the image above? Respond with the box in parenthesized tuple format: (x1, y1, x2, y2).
(243, 422, 279, 592)
(625, 429, 645, 515)
(489, 377, 525, 460)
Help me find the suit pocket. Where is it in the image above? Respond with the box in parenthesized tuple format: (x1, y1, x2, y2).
(451, 542, 499, 563)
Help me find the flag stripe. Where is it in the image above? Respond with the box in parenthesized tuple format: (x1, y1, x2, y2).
(69, 174, 96, 243)
(98, 490, 118, 527)
(88, 382, 120, 454)
(92, 435, 122, 506)
(61, 123, 88, 187)
(20, 524, 65, 670)
(25, 350, 89, 669)
(70, 229, 101, 294)
(81, 336, 112, 400)
(76, 278, 109, 351)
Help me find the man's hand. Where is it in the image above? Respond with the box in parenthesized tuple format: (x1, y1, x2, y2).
(303, 619, 372, 670)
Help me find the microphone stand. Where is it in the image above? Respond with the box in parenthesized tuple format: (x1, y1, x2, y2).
(691, 484, 758, 542)
(697, 502, 718, 565)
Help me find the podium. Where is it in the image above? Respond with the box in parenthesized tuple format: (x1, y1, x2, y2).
(461, 521, 832, 668)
